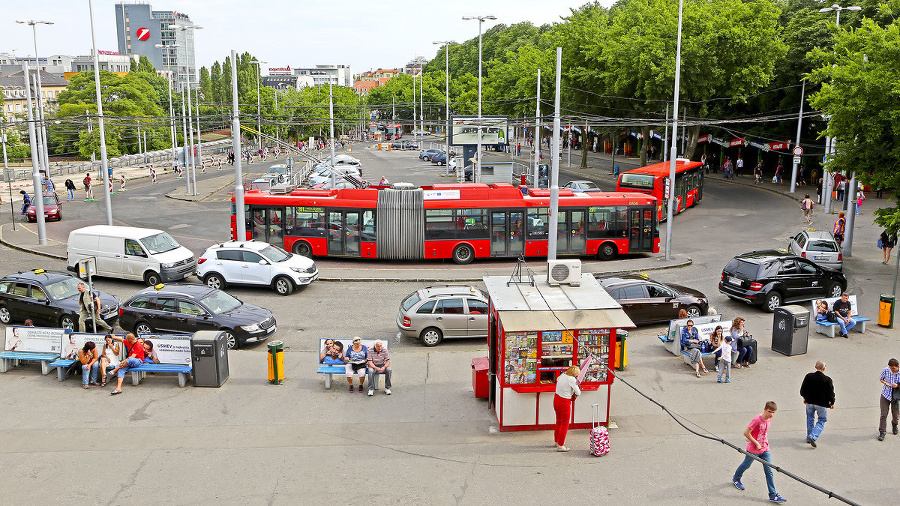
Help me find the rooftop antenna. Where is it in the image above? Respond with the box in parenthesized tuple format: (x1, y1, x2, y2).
(507, 256, 535, 287)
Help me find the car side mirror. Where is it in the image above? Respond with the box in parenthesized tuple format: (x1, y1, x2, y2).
(37, 298, 48, 304)
(258, 260, 267, 265)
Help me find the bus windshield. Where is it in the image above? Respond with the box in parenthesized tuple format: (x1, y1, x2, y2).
(618, 173, 655, 189)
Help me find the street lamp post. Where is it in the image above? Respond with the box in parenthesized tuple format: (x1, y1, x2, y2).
(21, 62, 46, 243)
(155, 43, 180, 176)
(87, 0, 113, 226)
(180, 25, 202, 194)
(17, 20, 53, 181)
(463, 15, 496, 183)
(250, 60, 266, 150)
(665, 0, 685, 261)
(180, 80, 196, 195)
(433, 40, 455, 175)
(230, 50, 246, 240)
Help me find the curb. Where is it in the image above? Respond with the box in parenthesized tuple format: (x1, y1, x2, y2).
(0, 229, 67, 261)
(164, 178, 233, 202)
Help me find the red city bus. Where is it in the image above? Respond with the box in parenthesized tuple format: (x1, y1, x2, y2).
(616, 159, 703, 221)
(385, 124, 403, 140)
(232, 184, 659, 263)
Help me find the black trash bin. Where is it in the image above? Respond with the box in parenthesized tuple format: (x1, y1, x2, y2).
(191, 331, 230, 387)
(772, 305, 810, 356)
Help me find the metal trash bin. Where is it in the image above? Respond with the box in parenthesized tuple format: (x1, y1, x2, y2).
(472, 357, 489, 399)
(879, 294, 895, 328)
(772, 305, 810, 356)
(191, 331, 229, 387)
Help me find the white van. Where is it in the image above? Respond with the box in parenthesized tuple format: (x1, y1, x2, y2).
(67, 225, 196, 286)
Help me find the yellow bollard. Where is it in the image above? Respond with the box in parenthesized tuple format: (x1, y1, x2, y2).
(267, 340, 284, 384)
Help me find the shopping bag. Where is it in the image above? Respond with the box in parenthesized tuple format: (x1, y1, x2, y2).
(590, 403, 610, 456)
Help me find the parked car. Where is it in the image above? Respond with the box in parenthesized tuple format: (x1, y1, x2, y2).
(419, 149, 443, 161)
(0, 269, 119, 330)
(718, 249, 846, 312)
(308, 167, 361, 187)
(431, 151, 458, 165)
(311, 179, 362, 190)
(597, 274, 709, 325)
(564, 180, 603, 192)
(197, 240, 318, 295)
(787, 230, 842, 271)
(119, 284, 276, 349)
(25, 192, 62, 222)
(321, 154, 360, 166)
(412, 129, 431, 136)
(396, 285, 489, 346)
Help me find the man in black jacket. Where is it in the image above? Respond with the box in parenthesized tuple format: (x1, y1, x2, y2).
(800, 361, 835, 448)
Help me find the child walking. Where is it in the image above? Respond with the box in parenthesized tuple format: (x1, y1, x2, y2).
(713, 335, 733, 383)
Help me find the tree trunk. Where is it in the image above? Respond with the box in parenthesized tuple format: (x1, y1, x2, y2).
(683, 125, 701, 160)
(581, 128, 589, 169)
(640, 125, 651, 166)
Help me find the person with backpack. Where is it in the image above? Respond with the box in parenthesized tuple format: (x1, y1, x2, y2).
(83, 173, 93, 201)
(833, 211, 846, 248)
(801, 194, 814, 224)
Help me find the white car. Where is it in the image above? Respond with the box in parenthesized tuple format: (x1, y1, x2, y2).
(196, 241, 318, 295)
(309, 167, 361, 186)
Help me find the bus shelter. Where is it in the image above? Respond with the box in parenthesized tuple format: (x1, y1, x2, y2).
(484, 273, 634, 431)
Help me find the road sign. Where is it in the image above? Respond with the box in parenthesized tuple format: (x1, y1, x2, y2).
(793, 155, 801, 164)
(792, 146, 803, 156)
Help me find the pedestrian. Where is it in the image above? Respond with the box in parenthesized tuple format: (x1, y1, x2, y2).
(553, 365, 581, 452)
(856, 190, 865, 214)
(736, 156, 744, 177)
(880, 229, 897, 264)
(45, 176, 55, 193)
(800, 194, 814, 224)
(712, 334, 733, 383)
(798, 164, 806, 186)
(732, 401, 786, 503)
(837, 178, 846, 201)
(816, 178, 823, 204)
(64, 178, 76, 201)
(77, 282, 112, 333)
(800, 361, 834, 448)
(83, 173, 93, 201)
(754, 162, 763, 184)
(877, 358, 900, 441)
(774, 163, 783, 184)
(19, 190, 31, 215)
(833, 211, 846, 249)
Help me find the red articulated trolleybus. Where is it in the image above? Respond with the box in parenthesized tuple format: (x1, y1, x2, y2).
(231, 183, 659, 263)
(616, 159, 703, 221)
(385, 124, 403, 140)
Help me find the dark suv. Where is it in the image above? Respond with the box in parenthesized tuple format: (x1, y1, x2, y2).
(0, 270, 119, 330)
(118, 284, 276, 349)
(718, 250, 846, 312)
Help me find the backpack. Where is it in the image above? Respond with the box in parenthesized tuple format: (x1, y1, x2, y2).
(801, 201, 807, 210)
(83, 177, 90, 187)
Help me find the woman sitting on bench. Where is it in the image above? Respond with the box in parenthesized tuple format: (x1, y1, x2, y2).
(710, 326, 725, 370)
(729, 317, 753, 369)
(98, 335, 120, 388)
(681, 320, 708, 378)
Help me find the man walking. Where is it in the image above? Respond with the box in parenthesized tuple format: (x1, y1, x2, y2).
(800, 361, 834, 447)
(366, 340, 392, 396)
(877, 358, 900, 441)
(732, 401, 786, 503)
(77, 283, 112, 333)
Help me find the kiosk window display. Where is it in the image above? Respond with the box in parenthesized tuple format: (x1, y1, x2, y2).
(485, 273, 633, 432)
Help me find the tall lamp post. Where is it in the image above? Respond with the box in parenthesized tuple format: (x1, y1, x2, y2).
(88, 0, 113, 226)
(17, 20, 53, 179)
(665, 0, 684, 261)
(433, 40, 456, 176)
(250, 60, 266, 150)
(180, 25, 202, 194)
(462, 15, 496, 183)
(155, 43, 180, 177)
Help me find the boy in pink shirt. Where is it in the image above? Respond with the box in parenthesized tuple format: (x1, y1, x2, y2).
(732, 401, 786, 503)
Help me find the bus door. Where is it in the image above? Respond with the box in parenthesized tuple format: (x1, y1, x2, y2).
(556, 210, 586, 255)
(490, 211, 525, 257)
(628, 208, 655, 252)
(250, 207, 284, 246)
(328, 210, 361, 256)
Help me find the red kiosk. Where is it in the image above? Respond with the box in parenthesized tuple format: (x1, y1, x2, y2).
(485, 271, 634, 431)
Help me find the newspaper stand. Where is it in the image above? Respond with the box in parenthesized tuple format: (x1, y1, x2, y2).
(484, 273, 634, 432)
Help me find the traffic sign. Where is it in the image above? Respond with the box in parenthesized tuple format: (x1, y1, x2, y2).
(792, 146, 803, 156)
(792, 155, 801, 164)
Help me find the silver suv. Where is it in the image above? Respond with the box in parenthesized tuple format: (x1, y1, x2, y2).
(396, 285, 489, 346)
(787, 230, 842, 271)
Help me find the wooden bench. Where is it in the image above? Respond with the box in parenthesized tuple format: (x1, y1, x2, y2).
(317, 338, 388, 390)
(0, 352, 59, 375)
(49, 359, 115, 382)
(127, 363, 193, 387)
(812, 295, 872, 338)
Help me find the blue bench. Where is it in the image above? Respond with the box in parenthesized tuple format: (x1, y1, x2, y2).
(658, 334, 673, 343)
(0, 351, 59, 375)
(127, 363, 193, 387)
(812, 296, 871, 338)
(49, 358, 115, 382)
(317, 338, 387, 390)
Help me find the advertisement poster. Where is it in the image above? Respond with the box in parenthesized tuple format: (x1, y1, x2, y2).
(4, 327, 64, 354)
(141, 335, 192, 365)
(62, 333, 114, 359)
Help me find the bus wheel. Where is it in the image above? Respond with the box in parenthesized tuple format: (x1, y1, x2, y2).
(597, 242, 618, 261)
(293, 241, 312, 258)
(452, 244, 474, 265)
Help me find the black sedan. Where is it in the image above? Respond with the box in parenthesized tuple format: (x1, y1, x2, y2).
(431, 151, 458, 165)
(597, 273, 709, 325)
(0, 269, 119, 330)
(118, 284, 276, 349)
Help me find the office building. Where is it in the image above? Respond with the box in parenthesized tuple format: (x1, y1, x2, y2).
(292, 65, 353, 87)
(114, 2, 198, 89)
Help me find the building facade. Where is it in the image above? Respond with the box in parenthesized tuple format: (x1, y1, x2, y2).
(292, 65, 353, 87)
(67, 52, 137, 78)
(0, 69, 68, 120)
(114, 2, 197, 89)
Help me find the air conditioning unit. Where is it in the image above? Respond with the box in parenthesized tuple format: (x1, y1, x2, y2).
(547, 259, 582, 286)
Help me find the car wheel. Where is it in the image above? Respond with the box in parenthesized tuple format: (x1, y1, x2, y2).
(597, 242, 618, 261)
(452, 244, 474, 265)
(221, 330, 238, 350)
(134, 322, 154, 335)
(684, 305, 703, 318)
(0, 306, 11, 324)
(144, 271, 161, 287)
(204, 273, 225, 290)
(828, 282, 843, 298)
(274, 276, 294, 296)
(420, 327, 443, 347)
(60, 315, 76, 331)
(763, 292, 782, 312)
(293, 241, 313, 258)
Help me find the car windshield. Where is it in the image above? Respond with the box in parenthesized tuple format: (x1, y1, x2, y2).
(41, 195, 58, 205)
(44, 277, 81, 299)
(259, 245, 290, 262)
(401, 292, 421, 311)
(200, 290, 242, 314)
(140, 232, 180, 255)
(619, 174, 655, 189)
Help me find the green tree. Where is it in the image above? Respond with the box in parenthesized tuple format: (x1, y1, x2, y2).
(136, 55, 156, 74)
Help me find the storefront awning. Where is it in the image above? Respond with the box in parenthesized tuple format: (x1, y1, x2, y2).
(497, 309, 634, 332)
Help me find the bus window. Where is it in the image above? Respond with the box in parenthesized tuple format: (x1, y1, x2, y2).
(587, 206, 627, 238)
(287, 206, 326, 237)
(618, 173, 654, 189)
(361, 210, 376, 242)
(425, 209, 455, 240)
(527, 208, 548, 239)
(457, 209, 488, 239)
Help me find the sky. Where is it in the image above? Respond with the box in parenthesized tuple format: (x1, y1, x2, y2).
(2, 0, 615, 76)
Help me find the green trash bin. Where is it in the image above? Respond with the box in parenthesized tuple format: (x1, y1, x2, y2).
(267, 340, 284, 384)
(615, 329, 628, 371)
(879, 294, 895, 329)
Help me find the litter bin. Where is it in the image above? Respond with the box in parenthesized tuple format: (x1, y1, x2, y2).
(268, 340, 284, 384)
(772, 305, 810, 356)
(472, 357, 489, 399)
(879, 294, 895, 328)
(191, 331, 229, 387)
(615, 329, 628, 371)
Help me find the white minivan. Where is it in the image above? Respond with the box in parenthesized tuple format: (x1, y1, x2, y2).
(67, 225, 196, 286)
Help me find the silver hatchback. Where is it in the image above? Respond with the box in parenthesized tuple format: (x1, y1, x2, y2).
(396, 285, 489, 346)
(787, 230, 843, 271)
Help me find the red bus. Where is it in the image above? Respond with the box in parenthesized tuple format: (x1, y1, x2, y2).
(616, 159, 703, 221)
(232, 183, 659, 263)
(385, 124, 403, 140)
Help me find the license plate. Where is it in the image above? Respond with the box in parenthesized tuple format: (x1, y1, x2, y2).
(729, 276, 741, 286)
(814, 255, 828, 261)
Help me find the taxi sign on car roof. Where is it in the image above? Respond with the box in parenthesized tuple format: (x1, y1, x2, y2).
(33, 269, 45, 274)
(154, 283, 165, 291)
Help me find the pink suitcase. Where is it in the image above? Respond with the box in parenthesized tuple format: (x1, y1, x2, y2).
(590, 403, 610, 456)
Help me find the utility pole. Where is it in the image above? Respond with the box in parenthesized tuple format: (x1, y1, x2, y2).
(789, 80, 806, 193)
(22, 63, 47, 243)
(665, 0, 685, 260)
(88, 0, 113, 226)
(180, 86, 193, 194)
(230, 50, 246, 240)
(534, 68, 540, 187)
(547, 47, 562, 261)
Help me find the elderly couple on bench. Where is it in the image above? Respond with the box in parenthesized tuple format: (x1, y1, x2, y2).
(321, 337, 392, 396)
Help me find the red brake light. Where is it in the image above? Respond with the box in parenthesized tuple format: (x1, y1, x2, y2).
(800, 252, 806, 258)
(197, 258, 207, 264)
(402, 316, 411, 327)
(721, 272, 725, 281)
(118, 308, 124, 317)
(837, 253, 842, 261)
(749, 282, 763, 291)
